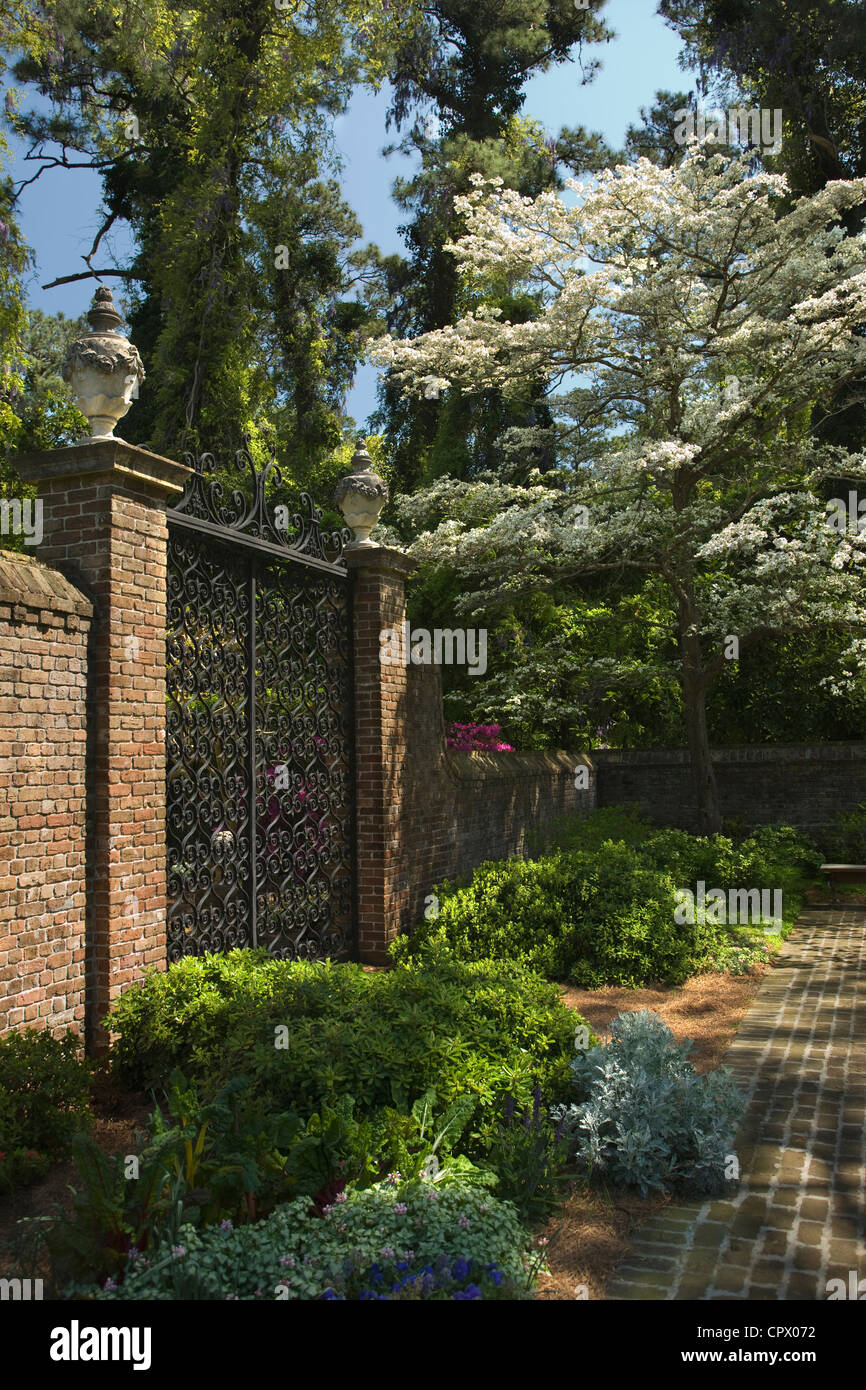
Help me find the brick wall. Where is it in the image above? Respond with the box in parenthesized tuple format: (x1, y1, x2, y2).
(397, 664, 594, 938)
(0, 551, 92, 1035)
(6, 445, 864, 1029)
(346, 547, 594, 958)
(16, 440, 189, 1047)
(593, 744, 866, 840)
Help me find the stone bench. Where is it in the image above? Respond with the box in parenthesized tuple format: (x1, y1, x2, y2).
(820, 864, 866, 901)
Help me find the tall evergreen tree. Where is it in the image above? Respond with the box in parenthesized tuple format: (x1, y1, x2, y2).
(372, 0, 616, 491)
(5, 0, 412, 461)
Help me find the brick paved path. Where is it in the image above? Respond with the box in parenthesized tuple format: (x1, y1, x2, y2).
(607, 907, 866, 1300)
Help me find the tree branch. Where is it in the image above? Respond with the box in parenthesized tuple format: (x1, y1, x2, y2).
(41, 268, 135, 290)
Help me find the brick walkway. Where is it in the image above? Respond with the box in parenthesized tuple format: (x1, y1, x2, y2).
(607, 907, 866, 1300)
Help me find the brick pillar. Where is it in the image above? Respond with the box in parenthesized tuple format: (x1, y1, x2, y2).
(15, 440, 191, 1049)
(344, 546, 418, 964)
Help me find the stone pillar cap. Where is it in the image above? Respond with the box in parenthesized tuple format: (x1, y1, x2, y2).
(342, 543, 418, 576)
(14, 437, 192, 501)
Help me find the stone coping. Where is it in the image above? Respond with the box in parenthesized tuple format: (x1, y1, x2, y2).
(342, 544, 418, 577)
(13, 438, 192, 500)
(0, 548, 93, 619)
(443, 749, 593, 782)
(592, 743, 866, 764)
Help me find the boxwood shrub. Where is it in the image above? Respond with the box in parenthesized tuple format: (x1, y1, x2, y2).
(108, 949, 585, 1154)
(394, 812, 818, 987)
(395, 843, 711, 987)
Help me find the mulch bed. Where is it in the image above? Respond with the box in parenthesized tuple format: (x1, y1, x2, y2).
(535, 961, 775, 1300)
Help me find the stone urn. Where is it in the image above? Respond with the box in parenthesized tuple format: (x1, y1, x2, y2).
(334, 438, 389, 547)
(62, 285, 145, 439)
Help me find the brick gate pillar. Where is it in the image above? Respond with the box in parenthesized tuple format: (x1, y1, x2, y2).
(344, 546, 418, 964)
(15, 440, 191, 1049)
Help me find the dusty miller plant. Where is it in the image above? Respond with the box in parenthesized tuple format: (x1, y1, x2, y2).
(551, 1009, 744, 1196)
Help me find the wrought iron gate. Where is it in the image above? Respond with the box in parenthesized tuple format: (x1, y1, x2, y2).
(165, 442, 355, 964)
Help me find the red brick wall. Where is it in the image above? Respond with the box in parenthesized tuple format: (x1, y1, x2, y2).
(345, 547, 417, 962)
(346, 547, 594, 959)
(15, 440, 189, 1046)
(0, 551, 92, 1036)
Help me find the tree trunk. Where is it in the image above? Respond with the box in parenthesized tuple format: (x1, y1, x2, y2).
(678, 589, 722, 835)
(683, 670, 721, 835)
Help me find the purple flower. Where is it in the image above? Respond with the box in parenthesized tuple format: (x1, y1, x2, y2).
(171, 1245, 187, 1259)
(394, 1202, 407, 1215)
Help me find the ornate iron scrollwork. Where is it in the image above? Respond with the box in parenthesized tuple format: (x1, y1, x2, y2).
(172, 435, 351, 565)
(166, 445, 355, 965)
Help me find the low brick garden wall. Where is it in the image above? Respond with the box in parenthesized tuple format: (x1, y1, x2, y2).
(0, 551, 92, 1035)
(593, 744, 866, 840)
(397, 665, 594, 936)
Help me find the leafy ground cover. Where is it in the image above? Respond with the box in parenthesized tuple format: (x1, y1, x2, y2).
(0, 961, 773, 1302)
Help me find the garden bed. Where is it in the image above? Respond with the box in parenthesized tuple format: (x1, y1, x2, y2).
(3, 804, 848, 1301)
(535, 961, 773, 1300)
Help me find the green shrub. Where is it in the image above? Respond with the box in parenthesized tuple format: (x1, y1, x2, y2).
(528, 804, 651, 857)
(96, 1180, 533, 1301)
(822, 802, 866, 863)
(396, 843, 710, 987)
(0, 1147, 52, 1193)
(0, 1028, 92, 1164)
(485, 1082, 571, 1222)
(108, 950, 583, 1154)
(641, 822, 820, 905)
(396, 812, 818, 987)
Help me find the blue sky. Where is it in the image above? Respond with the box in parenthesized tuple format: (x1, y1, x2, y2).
(7, 0, 688, 425)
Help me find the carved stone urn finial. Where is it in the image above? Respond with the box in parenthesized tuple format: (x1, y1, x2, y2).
(62, 284, 146, 440)
(334, 437, 389, 547)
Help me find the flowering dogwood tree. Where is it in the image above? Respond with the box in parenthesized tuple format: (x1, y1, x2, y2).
(370, 149, 866, 831)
